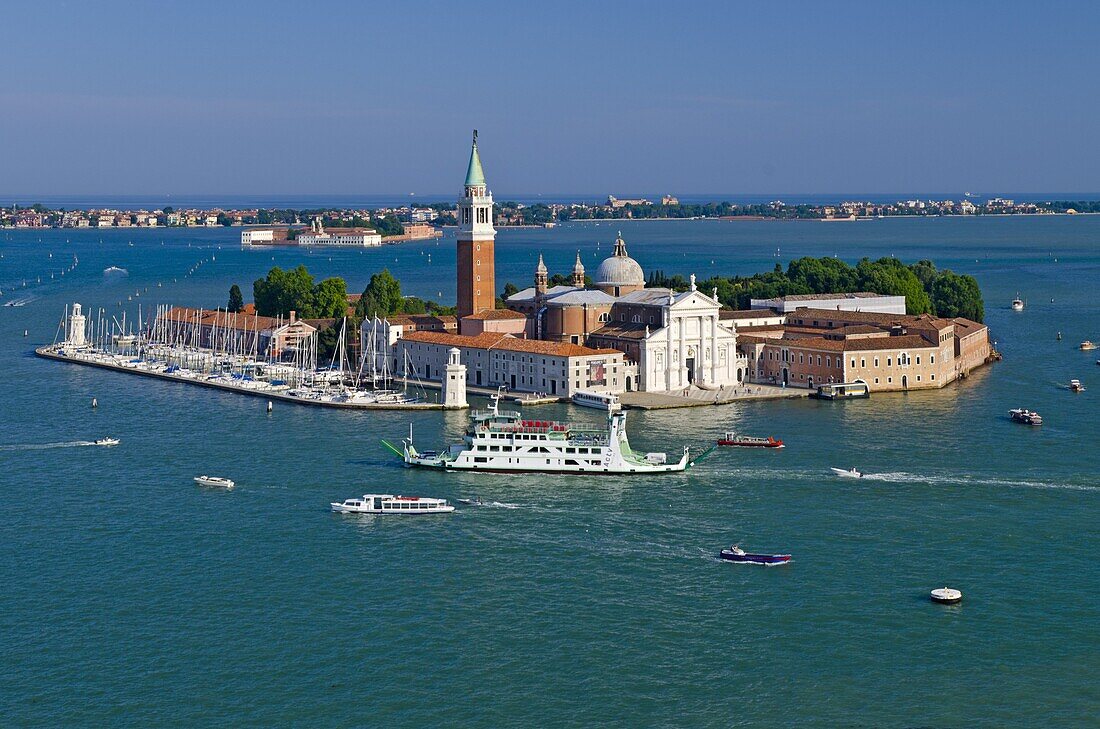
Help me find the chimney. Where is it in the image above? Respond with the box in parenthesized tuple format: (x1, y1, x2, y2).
(290, 310, 297, 324)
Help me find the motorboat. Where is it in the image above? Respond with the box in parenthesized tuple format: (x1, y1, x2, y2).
(513, 393, 557, 406)
(1069, 379, 1086, 393)
(719, 545, 791, 566)
(1008, 408, 1043, 425)
(717, 433, 784, 448)
(330, 494, 454, 514)
(831, 467, 863, 478)
(930, 587, 962, 604)
(457, 496, 486, 506)
(1081, 341, 1098, 351)
(194, 475, 235, 488)
(93, 437, 120, 446)
(1011, 294, 1024, 311)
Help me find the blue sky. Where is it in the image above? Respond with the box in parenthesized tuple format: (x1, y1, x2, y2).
(3, 0, 1098, 196)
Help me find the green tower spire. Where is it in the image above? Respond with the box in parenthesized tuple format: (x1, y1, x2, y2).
(465, 129, 486, 187)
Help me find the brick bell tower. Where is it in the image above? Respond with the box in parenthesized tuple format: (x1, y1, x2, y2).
(456, 130, 496, 333)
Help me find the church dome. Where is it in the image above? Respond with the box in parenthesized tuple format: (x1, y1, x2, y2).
(595, 233, 644, 287)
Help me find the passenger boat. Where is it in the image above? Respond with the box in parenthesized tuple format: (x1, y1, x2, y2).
(830, 466, 863, 478)
(1008, 408, 1043, 425)
(571, 389, 621, 412)
(397, 392, 690, 474)
(719, 545, 791, 566)
(330, 494, 454, 514)
(717, 433, 784, 448)
(1069, 379, 1086, 393)
(194, 475, 234, 488)
(1081, 341, 1098, 351)
(93, 437, 120, 446)
(1011, 294, 1024, 311)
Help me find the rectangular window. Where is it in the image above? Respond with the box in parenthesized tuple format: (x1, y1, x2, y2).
(887, 358, 892, 366)
(930, 355, 935, 364)
(874, 358, 879, 367)
(916, 356, 921, 365)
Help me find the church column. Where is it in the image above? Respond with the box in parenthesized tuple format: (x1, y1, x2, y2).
(710, 313, 718, 384)
(678, 311, 686, 388)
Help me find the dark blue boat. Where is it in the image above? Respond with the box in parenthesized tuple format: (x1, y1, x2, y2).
(720, 545, 791, 565)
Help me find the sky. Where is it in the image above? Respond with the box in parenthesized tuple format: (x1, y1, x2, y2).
(2, 0, 1099, 197)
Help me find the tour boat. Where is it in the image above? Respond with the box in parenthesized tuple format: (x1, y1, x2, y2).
(571, 389, 622, 412)
(831, 466, 863, 478)
(194, 475, 235, 488)
(719, 545, 791, 566)
(93, 437, 120, 447)
(717, 433, 784, 448)
(1081, 341, 1098, 351)
(1011, 294, 1024, 311)
(397, 392, 690, 474)
(1008, 408, 1043, 425)
(330, 494, 454, 514)
(1069, 379, 1085, 393)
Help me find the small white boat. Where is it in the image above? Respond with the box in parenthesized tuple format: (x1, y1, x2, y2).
(330, 494, 454, 514)
(930, 587, 962, 604)
(1069, 379, 1085, 393)
(831, 466, 863, 478)
(1081, 341, 1098, 351)
(194, 475, 235, 488)
(1011, 294, 1024, 311)
(93, 437, 120, 447)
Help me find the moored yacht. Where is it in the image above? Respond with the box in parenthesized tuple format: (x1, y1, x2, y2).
(330, 494, 454, 514)
(397, 392, 690, 474)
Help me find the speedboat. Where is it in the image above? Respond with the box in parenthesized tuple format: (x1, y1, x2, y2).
(831, 467, 863, 478)
(1008, 408, 1043, 425)
(719, 545, 791, 566)
(1011, 294, 1024, 311)
(717, 433, 784, 448)
(1081, 341, 1098, 351)
(1069, 379, 1086, 393)
(457, 496, 486, 506)
(194, 475, 235, 488)
(331, 494, 454, 514)
(93, 437, 120, 447)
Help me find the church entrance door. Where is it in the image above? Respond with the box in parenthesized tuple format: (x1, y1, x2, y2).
(686, 358, 696, 385)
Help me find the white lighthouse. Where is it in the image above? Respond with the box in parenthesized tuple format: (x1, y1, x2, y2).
(66, 303, 87, 346)
(442, 347, 468, 409)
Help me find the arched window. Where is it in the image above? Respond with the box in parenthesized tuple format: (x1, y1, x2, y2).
(598, 312, 610, 323)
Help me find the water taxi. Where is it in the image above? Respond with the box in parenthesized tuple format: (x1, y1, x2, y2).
(717, 433, 784, 448)
(93, 437, 120, 447)
(397, 392, 690, 474)
(719, 545, 791, 565)
(194, 475, 234, 488)
(1008, 408, 1043, 425)
(330, 494, 454, 514)
(1069, 379, 1086, 393)
(571, 389, 621, 412)
(831, 467, 863, 478)
(1081, 341, 1098, 351)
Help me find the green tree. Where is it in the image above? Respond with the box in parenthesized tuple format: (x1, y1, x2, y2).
(855, 257, 932, 315)
(313, 277, 349, 319)
(355, 269, 403, 319)
(227, 284, 244, 313)
(253, 265, 316, 317)
(931, 271, 984, 322)
(909, 259, 938, 290)
(502, 282, 520, 299)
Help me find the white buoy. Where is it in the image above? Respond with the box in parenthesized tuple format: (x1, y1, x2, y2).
(930, 587, 962, 604)
(24, 329, 28, 337)
(267, 401, 273, 413)
(92, 398, 98, 408)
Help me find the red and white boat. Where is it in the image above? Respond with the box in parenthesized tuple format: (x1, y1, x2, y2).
(717, 433, 784, 448)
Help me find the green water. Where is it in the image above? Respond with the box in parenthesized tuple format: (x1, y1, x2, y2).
(1, 217, 1097, 726)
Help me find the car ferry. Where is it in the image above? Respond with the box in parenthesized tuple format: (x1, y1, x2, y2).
(397, 392, 690, 474)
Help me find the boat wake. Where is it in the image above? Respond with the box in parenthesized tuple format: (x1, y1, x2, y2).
(712, 466, 1099, 493)
(0, 440, 100, 451)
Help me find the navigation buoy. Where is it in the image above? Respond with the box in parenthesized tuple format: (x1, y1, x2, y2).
(92, 398, 98, 408)
(267, 401, 273, 413)
(24, 329, 29, 337)
(930, 587, 962, 604)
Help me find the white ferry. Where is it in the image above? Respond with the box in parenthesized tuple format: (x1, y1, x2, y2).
(330, 494, 454, 514)
(571, 389, 621, 412)
(398, 393, 690, 474)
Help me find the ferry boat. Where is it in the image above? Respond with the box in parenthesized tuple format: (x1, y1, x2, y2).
(330, 494, 454, 514)
(397, 392, 690, 474)
(717, 433, 784, 448)
(1008, 408, 1043, 425)
(571, 389, 621, 412)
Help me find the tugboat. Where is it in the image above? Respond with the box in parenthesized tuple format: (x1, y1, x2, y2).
(1008, 408, 1043, 425)
(1069, 379, 1086, 393)
(1011, 294, 1025, 311)
(719, 544, 791, 566)
(394, 391, 691, 474)
(717, 433, 784, 448)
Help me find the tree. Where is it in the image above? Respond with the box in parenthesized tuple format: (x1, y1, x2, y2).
(371, 215, 404, 237)
(931, 271, 984, 322)
(313, 277, 349, 319)
(502, 282, 520, 299)
(253, 265, 316, 317)
(356, 269, 403, 319)
(227, 284, 244, 313)
(855, 257, 932, 315)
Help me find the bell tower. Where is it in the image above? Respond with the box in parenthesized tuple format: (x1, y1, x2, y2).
(456, 130, 496, 332)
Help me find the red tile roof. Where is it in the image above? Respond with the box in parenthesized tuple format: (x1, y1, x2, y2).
(463, 308, 527, 321)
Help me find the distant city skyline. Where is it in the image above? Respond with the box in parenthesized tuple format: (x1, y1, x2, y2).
(3, 1, 1098, 196)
